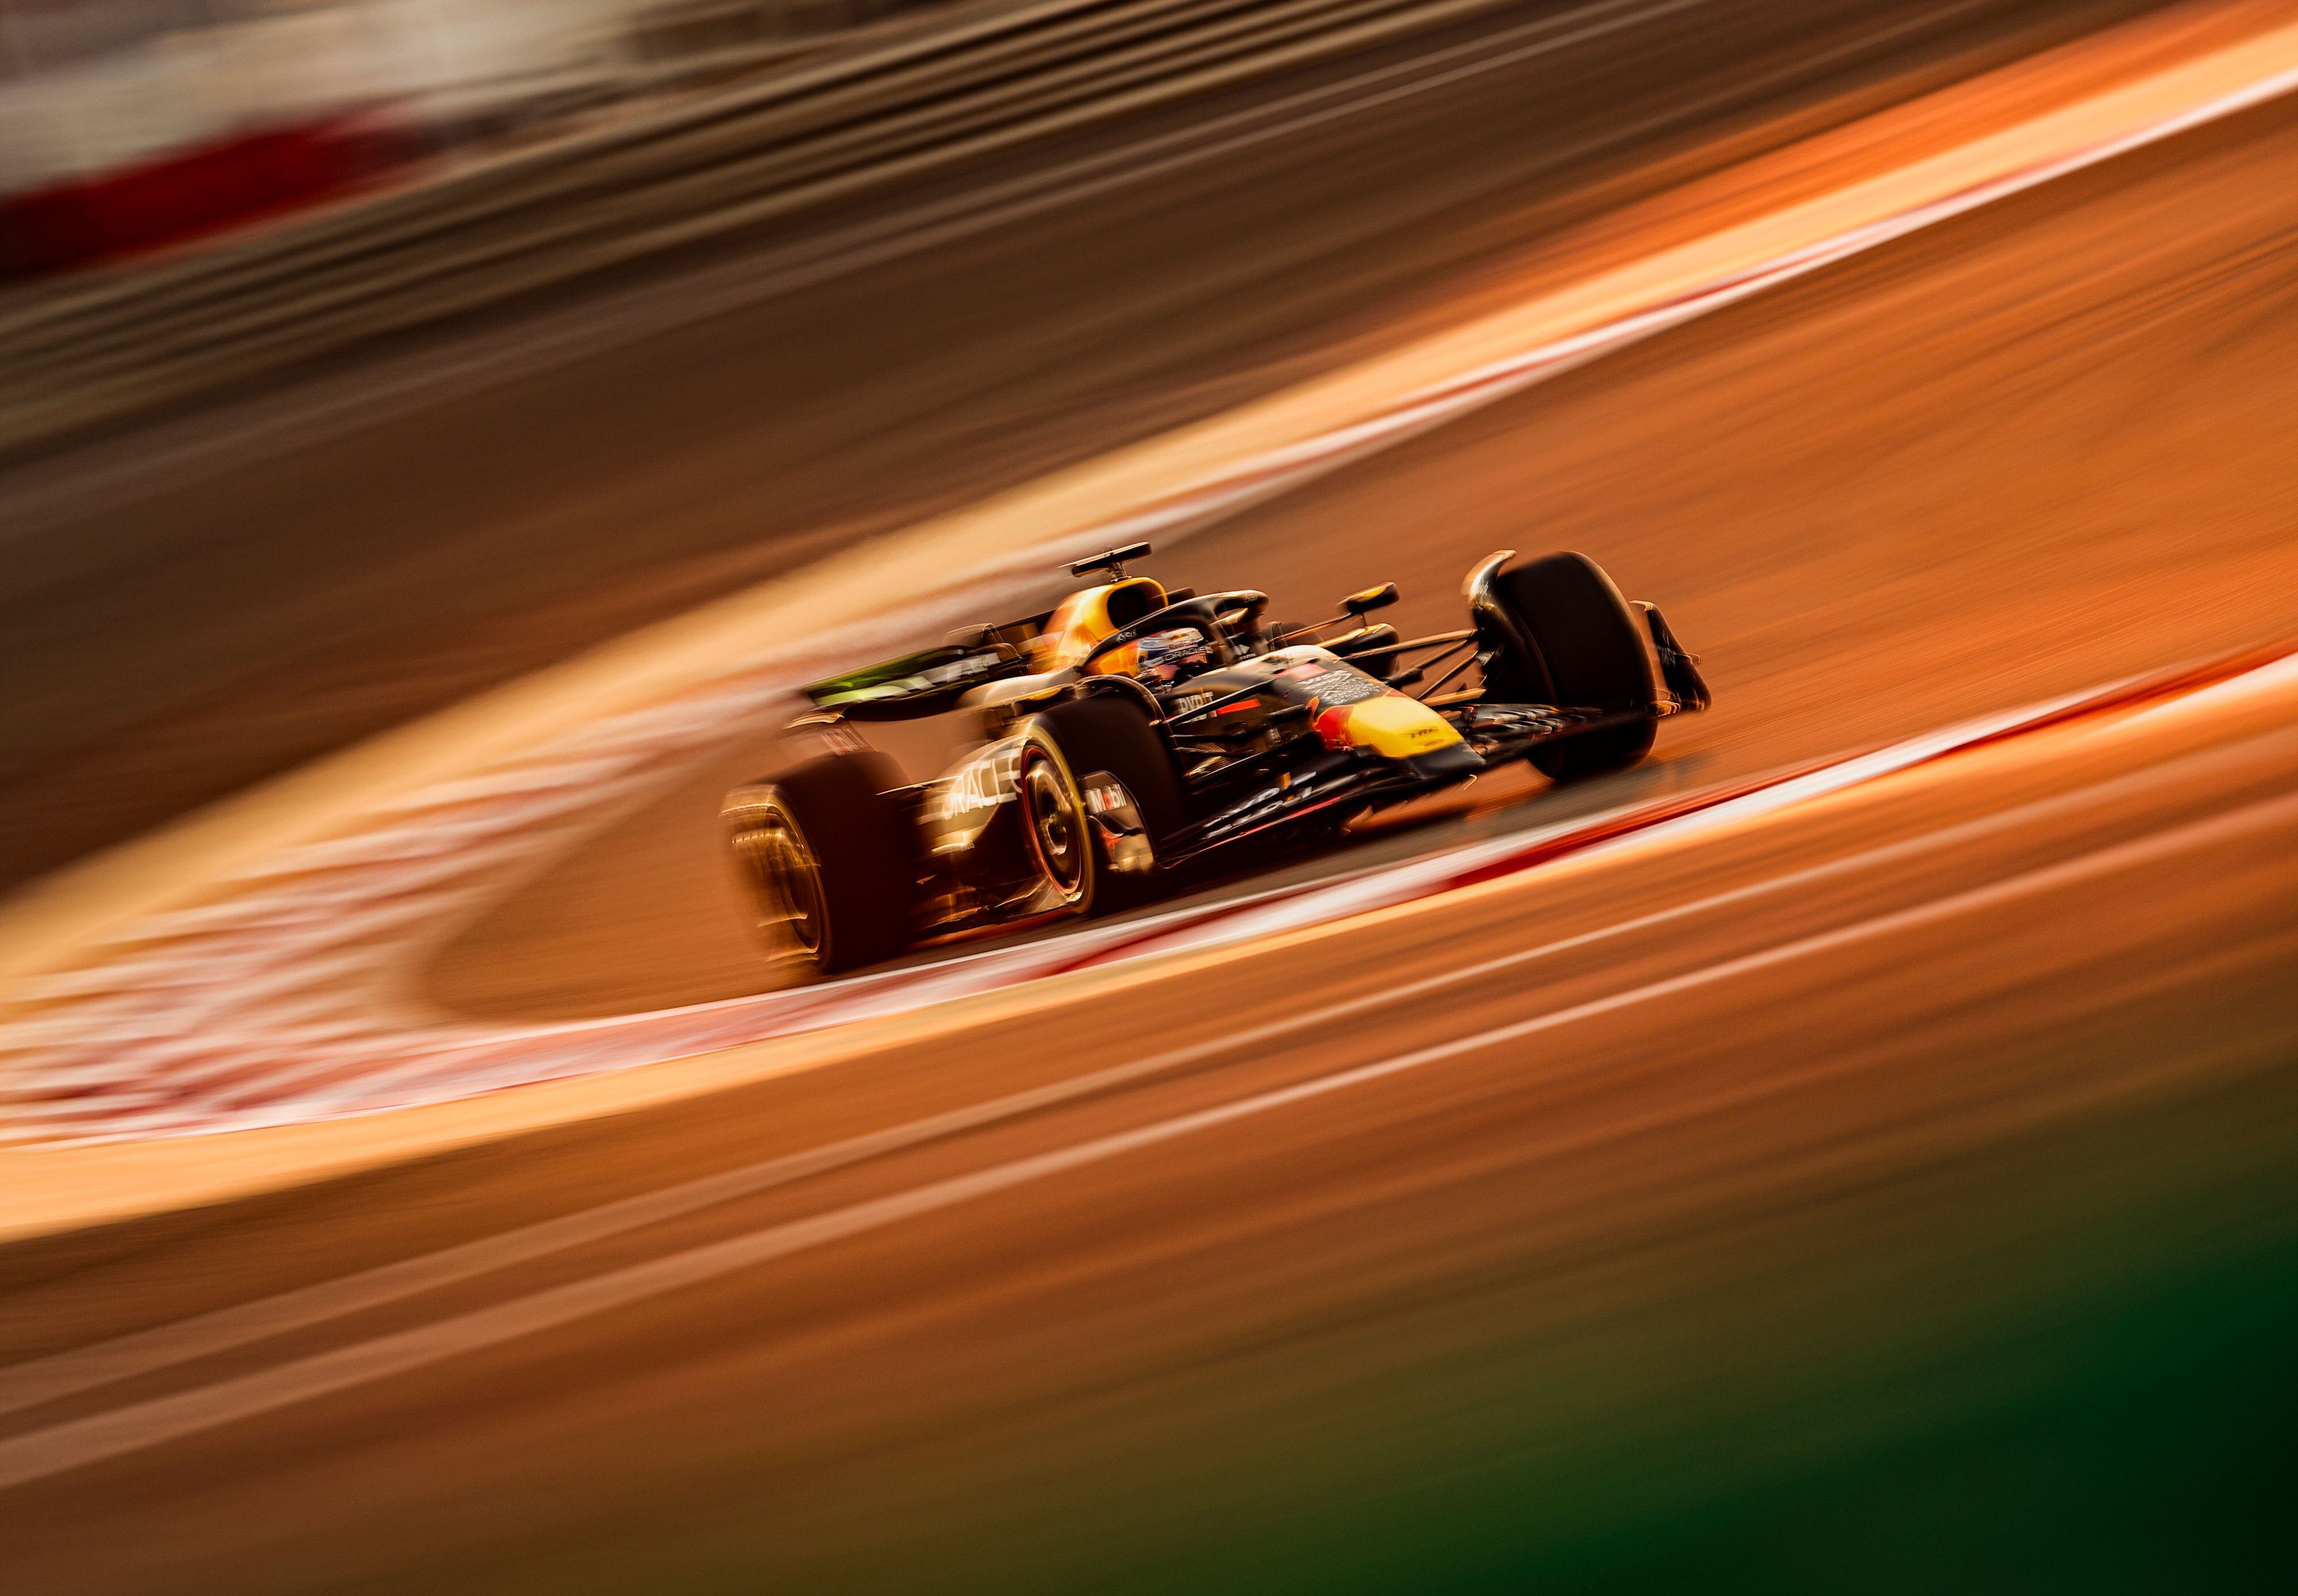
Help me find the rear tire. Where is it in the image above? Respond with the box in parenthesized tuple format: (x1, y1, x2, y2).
(1480, 552, 1660, 781)
(1019, 694, 1186, 915)
(724, 750, 913, 973)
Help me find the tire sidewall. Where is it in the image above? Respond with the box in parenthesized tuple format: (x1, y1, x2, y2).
(730, 791, 830, 960)
(726, 750, 912, 972)
(1021, 693, 1186, 915)
(1480, 552, 1661, 781)
(1015, 729, 1099, 916)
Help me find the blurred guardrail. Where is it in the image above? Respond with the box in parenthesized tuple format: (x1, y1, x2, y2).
(0, 0, 1532, 460)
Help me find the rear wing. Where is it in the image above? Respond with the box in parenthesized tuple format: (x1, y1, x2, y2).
(797, 618, 1046, 721)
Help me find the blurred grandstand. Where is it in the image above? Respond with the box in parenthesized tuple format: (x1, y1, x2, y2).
(0, 0, 938, 273)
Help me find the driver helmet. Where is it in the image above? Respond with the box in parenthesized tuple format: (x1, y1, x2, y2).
(1135, 626, 1212, 684)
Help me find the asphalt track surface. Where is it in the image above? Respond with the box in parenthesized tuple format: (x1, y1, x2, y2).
(4, 2, 2298, 1591)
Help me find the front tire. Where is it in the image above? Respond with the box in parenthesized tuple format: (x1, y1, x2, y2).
(724, 750, 913, 973)
(1479, 551, 1661, 781)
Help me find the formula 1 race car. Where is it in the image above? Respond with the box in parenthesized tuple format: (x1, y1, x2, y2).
(724, 545, 1710, 973)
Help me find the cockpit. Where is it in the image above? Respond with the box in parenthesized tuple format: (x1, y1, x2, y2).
(1133, 625, 1216, 684)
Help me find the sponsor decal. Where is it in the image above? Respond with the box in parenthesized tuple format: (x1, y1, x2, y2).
(926, 743, 1021, 824)
(1315, 691, 1459, 754)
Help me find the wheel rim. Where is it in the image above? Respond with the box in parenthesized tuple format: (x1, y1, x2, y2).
(735, 812, 824, 956)
(1020, 750, 1087, 901)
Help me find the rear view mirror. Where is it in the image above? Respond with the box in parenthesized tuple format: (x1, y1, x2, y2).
(1345, 583, 1399, 615)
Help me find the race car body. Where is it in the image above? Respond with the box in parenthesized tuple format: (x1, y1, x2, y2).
(725, 545, 1710, 973)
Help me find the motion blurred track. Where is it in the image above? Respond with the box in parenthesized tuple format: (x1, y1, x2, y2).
(2, 3, 2297, 1590)
(4, 624, 2294, 1593)
(437, 37, 2298, 1020)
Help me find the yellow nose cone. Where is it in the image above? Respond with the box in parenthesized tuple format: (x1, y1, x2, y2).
(1320, 693, 1465, 759)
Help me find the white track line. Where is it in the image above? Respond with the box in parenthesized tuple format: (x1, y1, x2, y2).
(7, 716, 2286, 1418)
(3, 694, 2292, 1424)
(1, 773, 2291, 1487)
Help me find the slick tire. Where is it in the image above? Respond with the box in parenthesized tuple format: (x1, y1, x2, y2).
(1019, 694, 1186, 916)
(1484, 551, 1661, 781)
(724, 750, 913, 974)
